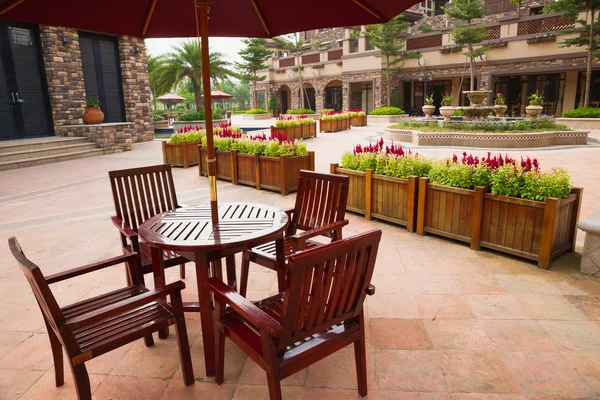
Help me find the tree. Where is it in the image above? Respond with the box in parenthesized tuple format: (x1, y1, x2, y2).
(156, 40, 235, 112)
(217, 81, 250, 110)
(544, 0, 600, 106)
(444, 0, 490, 92)
(274, 34, 309, 108)
(364, 15, 420, 106)
(235, 38, 273, 108)
(147, 55, 169, 109)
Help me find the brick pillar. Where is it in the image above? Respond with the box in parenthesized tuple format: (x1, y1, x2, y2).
(39, 26, 86, 130)
(119, 36, 153, 142)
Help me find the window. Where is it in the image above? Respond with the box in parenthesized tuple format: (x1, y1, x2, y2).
(529, 6, 544, 15)
(79, 32, 125, 123)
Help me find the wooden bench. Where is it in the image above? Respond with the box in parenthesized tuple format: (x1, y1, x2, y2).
(577, 210, 600, 276)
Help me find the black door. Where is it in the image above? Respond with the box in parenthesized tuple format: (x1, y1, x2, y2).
(0, 22, 53, 141)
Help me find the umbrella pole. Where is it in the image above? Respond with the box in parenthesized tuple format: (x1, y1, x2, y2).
(196, 1, 218, 224)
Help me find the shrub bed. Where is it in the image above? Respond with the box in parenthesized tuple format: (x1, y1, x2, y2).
(178, 109, 224, 121)
(245, 108, 269, 114)
(287, 108, 316, 115)
(369, 106, 405, 115)
(271, 115, 317, 140)
(562, 107, 600, 118)
(391, 116, 570, 133)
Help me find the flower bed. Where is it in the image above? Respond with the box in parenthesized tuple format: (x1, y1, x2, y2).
(348, 110, 367, 127)
(334, 141, 583, 268)
(527, 33, 556, 44)
(270, 115, 317, 140)
(243, 108, 271, 120)
(391, 116, 570, 132)
(320, 112, 351, 132)
(162, 123, 242, 168)
(197, 132, 314, 195)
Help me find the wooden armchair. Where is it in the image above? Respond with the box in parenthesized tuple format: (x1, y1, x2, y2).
(209, 230, 381, 400)
(9, 237, 194, 400)
(109, 164, 189, 281)
(239, 170, 349, 296)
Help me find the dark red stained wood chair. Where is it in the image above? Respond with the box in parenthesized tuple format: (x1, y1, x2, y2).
(109, 164, 188, 281)
(9, 237, 194, 400)
(209, 229, 381, 400)
(239, 170, 350, 297)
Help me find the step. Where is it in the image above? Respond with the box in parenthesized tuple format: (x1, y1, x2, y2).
(0, 137, 91, 154)
(0, 143, 99, 162)
(0, 149, 105, 171)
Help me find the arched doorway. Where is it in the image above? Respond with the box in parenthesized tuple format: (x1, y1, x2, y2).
(325, 80, 343, 111)
(300, 83, 316, 111)
(277, 85, 291, 115)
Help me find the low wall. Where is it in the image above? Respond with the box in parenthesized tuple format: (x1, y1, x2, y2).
(172, 119, 228, 132)
(556, 118, 600, 130)
(367, 115, 407, 124)
(57, 122, 133, 153)
(384, 128, 589, 148)
(242, 114, 271, 120)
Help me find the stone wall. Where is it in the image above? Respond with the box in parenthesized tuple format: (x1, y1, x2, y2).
(118, 36, 154, 143)
(39, 26, 86, 127)
(303, 28, 345, 44)
(57, 123, 133, 153)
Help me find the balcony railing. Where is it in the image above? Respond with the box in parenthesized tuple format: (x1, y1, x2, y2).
(485, 25, 501, 40)
(517, 15, 574, 36)
(327, 49, 343, 61)
(406, 34, 443, 50)
(302, 53, 320, 64)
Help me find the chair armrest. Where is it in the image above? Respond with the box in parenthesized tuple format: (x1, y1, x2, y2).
(111, 216, 138, 240)
(46, 253, 141, 284)
(207, 278, 283, 337)
(366, 284, 375, 296)
(289, 219, 349, 249)
(283, 207, 295, 221)
(66, 281, 186, 330)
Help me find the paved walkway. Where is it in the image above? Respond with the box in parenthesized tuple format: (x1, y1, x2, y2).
(0, 117, 599, 399)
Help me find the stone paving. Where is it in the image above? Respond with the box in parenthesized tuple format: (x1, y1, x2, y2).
(0, 116, 599, 399)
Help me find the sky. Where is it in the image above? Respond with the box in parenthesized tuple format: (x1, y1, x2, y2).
(145, 37, 245, 63)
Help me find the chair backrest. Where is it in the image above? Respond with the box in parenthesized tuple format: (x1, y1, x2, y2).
(8, 237, 78, 355)
(277, 230, 381, 351)
(109, 164, 179, 232)
(290, 170, 349, 235)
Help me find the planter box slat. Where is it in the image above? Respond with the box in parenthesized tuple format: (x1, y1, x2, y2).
(417, 177, 582, 269)
(162, 141, 200, 168)
(350, 115, 367, 127)
(270, 123, 317, 140)
(199, 147, 314, 195)
(320, 118, 351, 133)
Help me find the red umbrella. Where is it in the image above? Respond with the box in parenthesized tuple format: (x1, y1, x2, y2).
(156, 93, 187, 101)
(201, 90, 233, 99)
(0, 0, 420, 223)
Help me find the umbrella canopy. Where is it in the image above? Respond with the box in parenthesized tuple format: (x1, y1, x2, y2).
(202, 90, 233, 100)
(0, 0, 418, 38)
(156, 93, 186, 101)
(0, 0, 419, 224)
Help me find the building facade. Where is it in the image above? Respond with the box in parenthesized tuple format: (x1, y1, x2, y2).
(0, 21, 152, 150)
(255, 0, 599, 117)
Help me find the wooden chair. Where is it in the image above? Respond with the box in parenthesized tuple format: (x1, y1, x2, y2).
(109, 164, 188, 280)
(8, 237, 194, 400)
(209, 230, 381, 400)
(239, 170, 349, 297)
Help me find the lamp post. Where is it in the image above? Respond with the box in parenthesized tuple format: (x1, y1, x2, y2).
(418, 70, 434, 100)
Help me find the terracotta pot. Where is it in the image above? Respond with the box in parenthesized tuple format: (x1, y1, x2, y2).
(83, 107, 104, 125)
(269, 109, 275, 117)
(525, 105, 543, 120)
(439, 106, 455, 121)
(494, 105, 508, 117)
(422, 105, 436, 118)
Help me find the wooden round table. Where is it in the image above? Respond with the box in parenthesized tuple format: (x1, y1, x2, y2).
(138, 202, 288, 377)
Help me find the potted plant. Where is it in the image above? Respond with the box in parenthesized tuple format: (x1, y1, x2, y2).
(526, 92, 544, 120)
(268, 95, 276, 117)
(493, 93, 507, 117)
(439, 94, 454, 121)
(83, 97, 104, 125)
(422, 94, 436, 118)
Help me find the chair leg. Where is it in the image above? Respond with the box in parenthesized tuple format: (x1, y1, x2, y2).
(214, 299, 226, 385)
(172, 291, 195, 386)
(70, 363, 91, 400)
(239, 252, 250, 298)
(179, 263, 186, 279)
(144, 333, 154, 347)
(44, 320, 64, 387)
(265, 372, 283, 400)
(261, 333, 282, 400)
(354, 313, 368, 397)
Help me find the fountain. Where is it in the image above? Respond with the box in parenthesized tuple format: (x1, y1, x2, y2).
(460, 90, 494, 118)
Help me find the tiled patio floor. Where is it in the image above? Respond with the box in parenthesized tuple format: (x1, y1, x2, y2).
(0, 118, 599, 399)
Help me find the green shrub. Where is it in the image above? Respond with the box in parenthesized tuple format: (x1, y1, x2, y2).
(417, 24, 436, 33)
(153, 113, 164, 121)
(86, 97, 100, 108)
(441, 94, 453, 107)
(321, 112, 351, 121)
(245, 108, 268, 114)
(391, 116, 569, 133)
(322, 108, 335, 115)
(528, 92, 544, 106)
(275, 117, 315, 127)
(287, 108, 315, 114)
(369, 106, 404, 115)
(178, 109, 224, 121)
(454, 108, 464, 117)
(268, 96, 276, 111)
(562, 107, 600, 118)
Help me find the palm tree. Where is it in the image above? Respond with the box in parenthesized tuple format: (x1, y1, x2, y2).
(147, 55, 170, 110)
(155, 40, 235, 112)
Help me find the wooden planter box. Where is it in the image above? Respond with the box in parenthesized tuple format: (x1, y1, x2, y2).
(162, 141, 200, 168)
(330, 164, 418, 232)
(416, 177, 583, 269)
(350, 115, 367, 127)
(270, 123, 317, 140)
(199, 146, 315, 195)
(320, 118, 351, 132)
